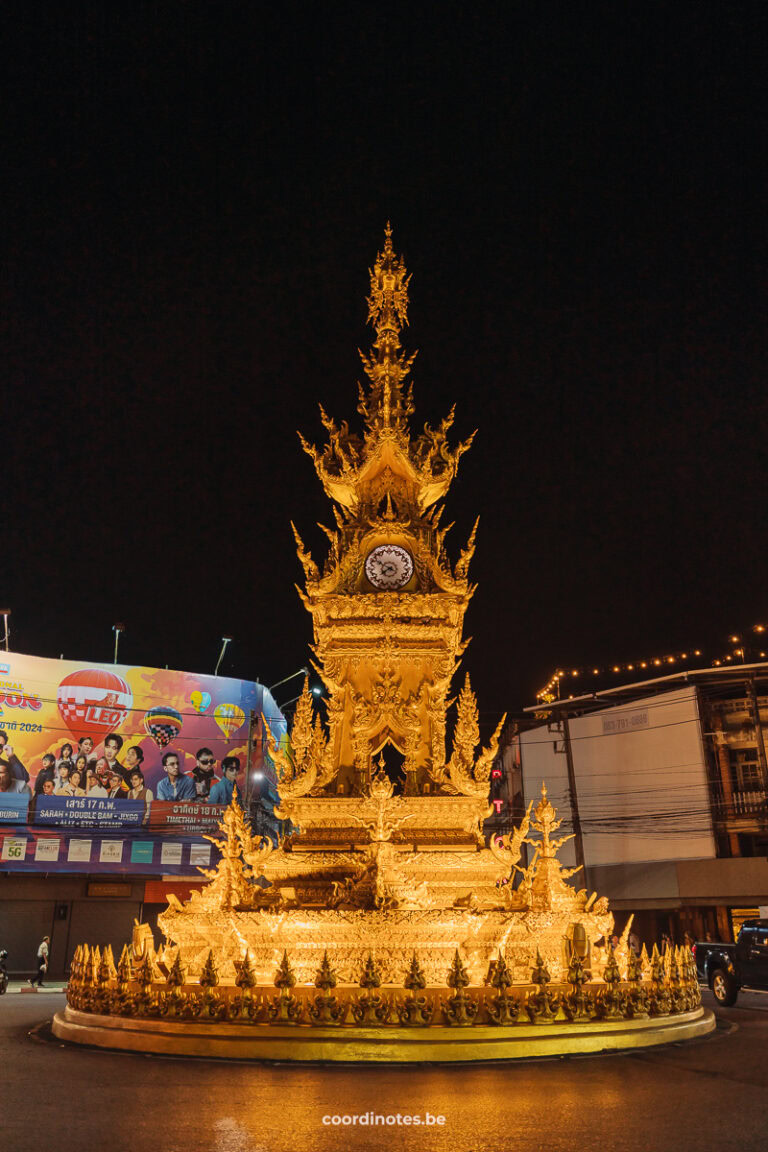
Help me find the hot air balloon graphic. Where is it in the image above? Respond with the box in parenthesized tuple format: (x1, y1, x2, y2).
(57, 668, 133, 737)
(214, 702, 245, 739)
(190, 690, 212, 714)
(143, 705, 183, 748)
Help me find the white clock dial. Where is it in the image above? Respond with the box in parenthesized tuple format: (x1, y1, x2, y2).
(365, 545, 414, 590)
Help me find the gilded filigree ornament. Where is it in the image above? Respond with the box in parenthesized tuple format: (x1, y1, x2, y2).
(443, 950, 478, 1026)
(563, 953, 593, 1022)
(527, 952, 559, 1023)
(668, 947, 687, 1014)
(310, 952, 345, 1025)
(268, 951, 302, 1025)
(649, 945, 672, 1016)
(66, 891, 704, 1036)
(353, 954, 391, 1024)
(597, 945, 625, 1020)
(397, 953, 433, 1026)
(439, 675, 507, 798)
(486, 953, 520, 1025)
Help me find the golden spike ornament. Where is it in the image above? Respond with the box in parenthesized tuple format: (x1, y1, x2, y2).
(444, 675, 507, 797)
(563, 952, 593, 1022)
(398, 953, 433, 1026)
(264, 679, 326, 807)
(626, 949, 650, 1018)
(310, 952, 345, 1025)
(598, 944, 624, 1020)
(527, 952, 559, 1023)
(443, 950, 478, 1026)
(268, 951, 302, 1025)
(487, 953, 520, 1025)
(353, 954, 390, 1024)
(649, 944, 672, 1016)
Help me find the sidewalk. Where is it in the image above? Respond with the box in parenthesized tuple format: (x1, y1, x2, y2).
(1, 980, 67, 995)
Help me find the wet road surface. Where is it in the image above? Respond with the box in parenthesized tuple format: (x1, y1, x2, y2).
(3, 986, 767, 1152)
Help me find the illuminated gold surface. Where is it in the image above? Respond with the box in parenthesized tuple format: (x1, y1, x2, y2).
(153, 234, 617, 988)
(61, 231, 710, 1062)
(52, 1005, 715, 1062)
(277, 225, 495, 804)
(153, 781, 619, 985)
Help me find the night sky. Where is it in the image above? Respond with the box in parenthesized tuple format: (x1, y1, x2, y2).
(5, 4, 767, 726)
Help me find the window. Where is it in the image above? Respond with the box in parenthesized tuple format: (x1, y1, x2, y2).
(734, 750, 762, 791)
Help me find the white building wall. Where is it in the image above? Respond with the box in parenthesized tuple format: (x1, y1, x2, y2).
(521, 686, 716, 869)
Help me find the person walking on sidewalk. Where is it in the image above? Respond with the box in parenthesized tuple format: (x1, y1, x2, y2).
(29, 936, 49, 987)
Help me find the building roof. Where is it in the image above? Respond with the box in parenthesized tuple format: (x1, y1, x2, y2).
(524, 661, 768, 717)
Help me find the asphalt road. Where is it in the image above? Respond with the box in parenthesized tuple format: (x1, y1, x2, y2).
(2, 986, 767, 1152)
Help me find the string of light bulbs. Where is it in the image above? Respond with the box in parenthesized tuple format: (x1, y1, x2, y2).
(536, 623, 768, 701)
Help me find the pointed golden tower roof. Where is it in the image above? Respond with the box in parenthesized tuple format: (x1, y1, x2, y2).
(299, 225, 475, 514)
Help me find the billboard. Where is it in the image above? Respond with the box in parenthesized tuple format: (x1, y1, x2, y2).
(0, 650, 286, 872)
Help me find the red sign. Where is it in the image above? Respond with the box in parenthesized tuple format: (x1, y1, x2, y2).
(57, 668, 133, 737)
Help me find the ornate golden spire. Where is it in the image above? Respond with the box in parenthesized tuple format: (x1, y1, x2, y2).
(366, 223, 410, 331)
(531, 782, 575, 859)
(289, 230, 489, 800)
(358, 224, 416, 437)
(298, 226, 475, 515)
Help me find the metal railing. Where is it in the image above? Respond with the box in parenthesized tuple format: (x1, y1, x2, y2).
(713, 790, 767, 819)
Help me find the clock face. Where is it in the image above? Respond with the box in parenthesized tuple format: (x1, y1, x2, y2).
(365, 544, 414, 590)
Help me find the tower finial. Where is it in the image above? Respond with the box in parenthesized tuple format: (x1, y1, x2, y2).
(359, 225, 414, 435)
(366, 224, 409, 332)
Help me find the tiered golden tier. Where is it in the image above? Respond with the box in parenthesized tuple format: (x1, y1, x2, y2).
(53, 787, 714, 1060)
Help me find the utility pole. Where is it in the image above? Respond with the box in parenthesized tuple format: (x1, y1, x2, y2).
(245, 709, 257, 811)
(560, 709, 588, 887)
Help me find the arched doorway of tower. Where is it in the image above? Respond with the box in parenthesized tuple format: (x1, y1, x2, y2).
(372, 740, 407, 795)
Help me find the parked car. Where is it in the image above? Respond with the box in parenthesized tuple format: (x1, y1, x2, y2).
(694, 918, 768, 1005)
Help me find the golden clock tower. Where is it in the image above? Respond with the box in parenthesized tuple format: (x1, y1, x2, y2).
(152, 230, 627, 1009)
(289, 225, 503, 798)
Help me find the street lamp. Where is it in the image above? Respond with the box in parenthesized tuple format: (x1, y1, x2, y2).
(278, 684, 324, 718)
(267, 667, 309, 695)
(112, 622, 125, 664)
(278, 692, 304, 710)
(215, 636, 233, 677)
(0, 609, 10, 652)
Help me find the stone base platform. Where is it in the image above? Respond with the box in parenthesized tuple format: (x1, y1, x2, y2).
(52, 1005, 715, 1063)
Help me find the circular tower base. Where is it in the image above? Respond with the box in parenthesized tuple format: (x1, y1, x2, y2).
(52, 1004, 715, 1063)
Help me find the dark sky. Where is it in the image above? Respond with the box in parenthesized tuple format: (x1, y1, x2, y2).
(4, 3, 767, 726)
